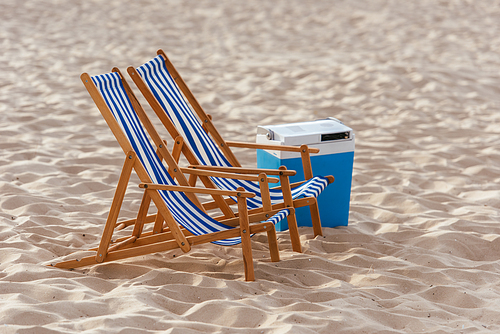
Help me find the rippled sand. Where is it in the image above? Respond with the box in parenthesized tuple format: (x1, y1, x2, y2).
(1, 0, 500, 332)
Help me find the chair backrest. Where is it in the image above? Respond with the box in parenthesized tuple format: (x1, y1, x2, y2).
(136, 55, 232, 168)
(91, 71, 241, 245)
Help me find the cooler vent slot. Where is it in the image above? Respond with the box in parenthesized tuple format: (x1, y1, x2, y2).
(321, 132, 350, 142)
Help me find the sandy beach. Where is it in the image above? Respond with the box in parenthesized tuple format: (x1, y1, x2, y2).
(1, 0, 500, 332)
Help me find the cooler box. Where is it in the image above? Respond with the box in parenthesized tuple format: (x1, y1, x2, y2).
(256, 118, 355, 231)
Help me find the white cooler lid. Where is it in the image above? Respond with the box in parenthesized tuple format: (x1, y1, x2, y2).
(256, 118, 355, 158)
(257, 118, 353, 146)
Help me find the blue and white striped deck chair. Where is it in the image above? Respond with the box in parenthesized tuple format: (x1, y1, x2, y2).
(53, 69, 289, 281)
(128, 50, 334, 253)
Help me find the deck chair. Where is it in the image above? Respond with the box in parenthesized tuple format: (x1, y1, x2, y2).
(52, 68, 292, 281)
(127, 50, 334, 252)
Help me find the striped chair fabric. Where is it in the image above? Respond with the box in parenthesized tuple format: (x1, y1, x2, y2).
(136, 56, 330, 209)
(92, 72, 290, 246)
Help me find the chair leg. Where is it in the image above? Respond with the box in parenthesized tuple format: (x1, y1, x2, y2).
(299, 145, 324, 236)
(237, 188, 255, 281)
(258, 172, 281, 260)
(286, 210, 302, 253)
(265, 224, 280, 262)
(278, 166, 302, 253)
(96, 152, 136, 263)
(309, 202, 323, 237)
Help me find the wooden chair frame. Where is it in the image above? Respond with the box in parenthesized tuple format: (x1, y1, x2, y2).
(127, 50, 335, 252)
(51, 69, 287, 281)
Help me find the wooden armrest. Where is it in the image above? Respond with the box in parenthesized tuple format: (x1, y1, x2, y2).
(226, 141, 320, 154)
(179, 167, 279, 183)
(188, 165, 297, 176)
(139, 183, 256, 198)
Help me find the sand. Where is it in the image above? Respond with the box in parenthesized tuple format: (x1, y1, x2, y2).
(1, 0, 500, 332)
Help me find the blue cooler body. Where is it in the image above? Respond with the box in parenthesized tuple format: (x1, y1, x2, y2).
(256, 118, 355, 231)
